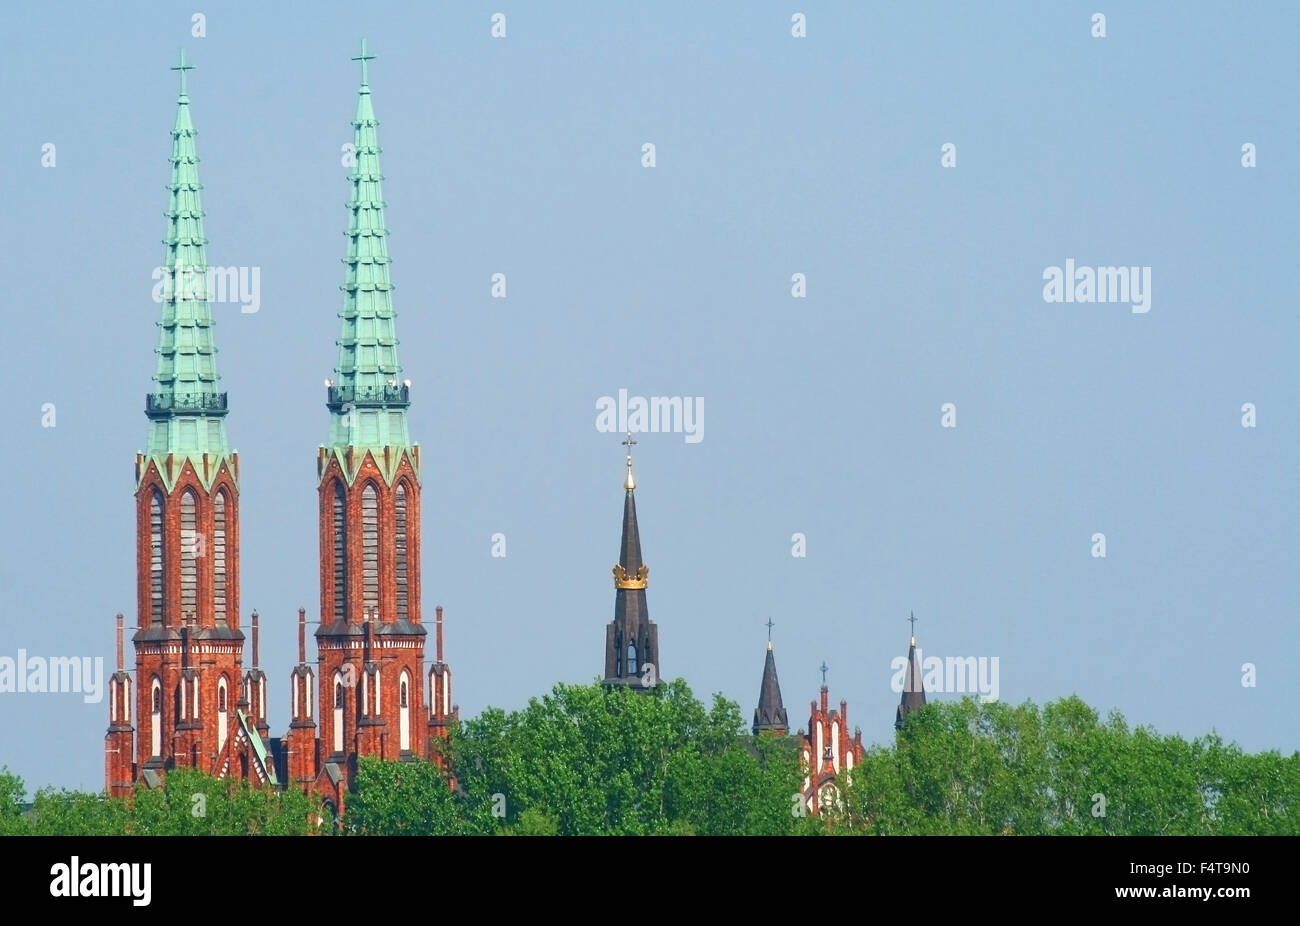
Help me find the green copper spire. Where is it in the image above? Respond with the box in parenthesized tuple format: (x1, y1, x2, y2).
(324, 39, 413, 469)
(142, 49, 232, 489)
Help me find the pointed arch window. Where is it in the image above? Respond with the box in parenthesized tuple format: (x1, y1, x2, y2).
(361, 483, 379, 614)
(395, 482, 409, 622)
(399, 672, 411, 752)
(217, 677, 229, 754)
(213, 490, 228, 623)
(150, 491, 165, 625)
(150, 678, 162, 757)
(180, 489, 198, 617)
(333, 676, 345, 754)
(627, 641, 637, 676)
(332, 482, 347, 621)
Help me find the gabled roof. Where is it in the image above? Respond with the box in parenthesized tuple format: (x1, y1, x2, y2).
(235, 709, 278, 786)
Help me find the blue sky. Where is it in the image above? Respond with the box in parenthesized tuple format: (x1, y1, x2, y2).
(0, 1, 1296, 791)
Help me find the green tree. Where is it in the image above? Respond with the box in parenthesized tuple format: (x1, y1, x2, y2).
(455, 680, 802, 835)
(347, 755, 476, 835)
(0, 768, 29, 835)
(844, 696, 1300, 836)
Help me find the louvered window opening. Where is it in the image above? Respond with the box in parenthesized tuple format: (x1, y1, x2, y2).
(150, 492, 164, 625)
(395, 484, 408, 621)
(180, 491, 197, 617)
(213, 492, 227, 623)
(362, 485, 379, 613)
(333, 484, 347, 620)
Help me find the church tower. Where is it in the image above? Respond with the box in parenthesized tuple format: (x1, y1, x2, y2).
(752, 623, 788, 735)
(797, 665, 863, 816)
(603, 437, 660, 689)
(108, 51, 273, 794)
(314, 40, 430, 796)
(895, 613, 926, 729)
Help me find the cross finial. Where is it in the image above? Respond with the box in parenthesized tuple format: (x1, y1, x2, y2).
(171, 48, 195, 98)
(819, 661, 829, 687)
(622, 432, 637, 490)
(765, 617, 775, 641)
(353, 38, 376, 87)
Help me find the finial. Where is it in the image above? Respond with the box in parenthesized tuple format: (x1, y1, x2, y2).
(908, 610, 918, 646)
(819, 661, 829, 688)
(352, 38, 376, 89)
(765, 617, 775, 650)
(622, 432, 637, 490)
(171, 48, 195, 99)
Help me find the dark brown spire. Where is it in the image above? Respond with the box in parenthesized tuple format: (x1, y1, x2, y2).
(604, 436, 658, 689)
(619, 485, 643, 573)
(752, 641, 788, 735)
(895, 625, 926, 730)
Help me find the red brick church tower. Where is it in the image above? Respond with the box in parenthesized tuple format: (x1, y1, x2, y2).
(797, 664, 863, 816)
(106, 51, 275, 796)
(282, 40, 456, 818)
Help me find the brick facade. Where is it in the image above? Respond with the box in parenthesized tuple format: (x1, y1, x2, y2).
(107, 452, 265, 796)
(798, 686, 864, 816)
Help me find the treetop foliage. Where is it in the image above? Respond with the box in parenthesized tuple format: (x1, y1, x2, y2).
(3, 684, 1295, 835)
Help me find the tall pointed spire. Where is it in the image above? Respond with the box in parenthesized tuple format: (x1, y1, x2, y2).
(895, 612, 927, 730)
(115, 52, 251, 796)
(752, 622, 788, 735)
(604, 435, 659, 688)
(308, 42, 435, 810)
(618, 433, 642, 573)
(324, 38, 411, 472)
(144, 48, 230, 488)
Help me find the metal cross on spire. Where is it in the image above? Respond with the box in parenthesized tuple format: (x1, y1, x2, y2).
(171, 48, 195, 97)
(622, 432, 638, 490)
(353, 38, 376, 86)
(819, 661, 829, 687)
(909, 611, 918, 635)
(765, 617, 775, 641)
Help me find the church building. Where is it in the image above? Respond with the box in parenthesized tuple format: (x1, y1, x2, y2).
(106, 44, 929, 824)
(106, 44, 456, 818)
